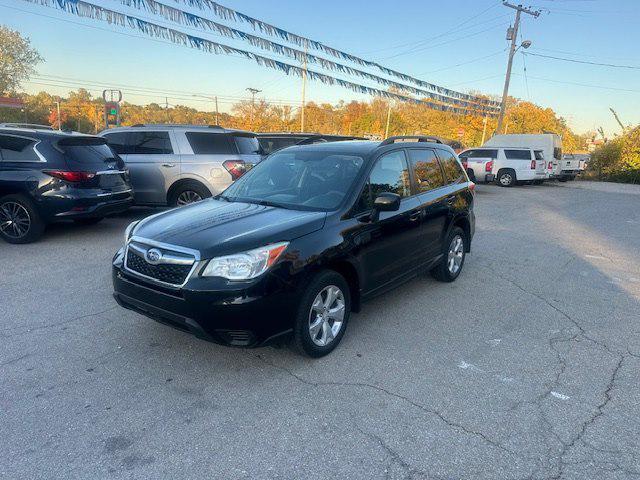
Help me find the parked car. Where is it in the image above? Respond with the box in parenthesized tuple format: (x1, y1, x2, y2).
(99, 125, 262, 207)
(457, 148, 497, 183)
(0, 127, 133, 244)
(257, 132, 366, 154)
(112, 135, 475, 357)
(483, 133, 562, 181)
(460, 146, 546, 187)
(0, 123, 55, 131)
(560, 154, 586, 181)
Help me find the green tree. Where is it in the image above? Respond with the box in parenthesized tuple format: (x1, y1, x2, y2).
(0, 26, 43, 95)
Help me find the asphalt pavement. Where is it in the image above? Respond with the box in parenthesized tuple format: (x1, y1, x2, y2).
(1, 181, 639, 480)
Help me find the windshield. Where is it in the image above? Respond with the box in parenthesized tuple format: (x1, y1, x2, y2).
(222, 150, 365, 211)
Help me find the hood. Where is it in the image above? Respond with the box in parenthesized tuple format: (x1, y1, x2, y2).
(133, 199, 326, 259)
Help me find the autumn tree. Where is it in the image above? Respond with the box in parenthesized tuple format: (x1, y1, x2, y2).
(0, 26, 43, 95)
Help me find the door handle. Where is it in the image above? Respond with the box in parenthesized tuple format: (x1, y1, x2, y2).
(446, 195, 456, 204)
(162, 163, 176, 168)
(408, 211, 422, 222)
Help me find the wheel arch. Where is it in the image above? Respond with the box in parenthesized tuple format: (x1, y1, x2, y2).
(166, 178, 213, 204)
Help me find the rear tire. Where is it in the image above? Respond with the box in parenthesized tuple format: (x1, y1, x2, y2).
(73, 217, 103, 226)
(559, 176, 568, 183)
(0, 194, 46, 244)
(292, 270, 351, 358)
(168, 181, 211, 207)
(496, 169, 516, 187)
(431, 227, 466, 282)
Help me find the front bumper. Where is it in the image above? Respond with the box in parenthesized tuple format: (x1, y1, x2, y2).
(112, 255, 298, 347)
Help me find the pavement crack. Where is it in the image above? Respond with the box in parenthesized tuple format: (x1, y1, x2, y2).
(547, 354, 626, 480)
(254, 354, 524, 460)
(0, 353, 30, 368)
(0, 305, 118, 338)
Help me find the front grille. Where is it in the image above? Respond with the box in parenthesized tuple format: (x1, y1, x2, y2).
(125, 245, 194, 286)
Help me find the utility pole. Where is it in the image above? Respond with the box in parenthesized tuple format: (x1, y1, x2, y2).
(496, 2, 540, 134)
(481, 115, 488, 145)
(55, 101, 61, 130)
(384, 103, 392, 138)
(246, 88, 261, 129)
(192, 94, 221, 125)
(300, 42, 308, 133)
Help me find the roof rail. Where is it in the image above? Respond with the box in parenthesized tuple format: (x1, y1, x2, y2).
(128, 123, 224, 128)
(380, 135, 443, 146)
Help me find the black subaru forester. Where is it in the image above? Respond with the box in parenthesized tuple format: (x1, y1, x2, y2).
(113, 136, 475, 357)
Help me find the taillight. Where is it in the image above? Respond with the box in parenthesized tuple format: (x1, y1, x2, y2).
(462, 160, 468, 170)
(45, 170, 95, 182)
(469, 181, 476, 193)
(530, 160, 536, 169)
(222, 160, 246, 180)
(548, 162, 553, 170)
(485, 160, 494, 172)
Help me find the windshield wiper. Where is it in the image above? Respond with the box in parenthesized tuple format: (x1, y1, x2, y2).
(249, 199, 291, 209)
(215, 194, 232, 202)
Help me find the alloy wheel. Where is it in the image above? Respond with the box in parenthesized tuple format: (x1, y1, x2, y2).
(176, 190, 203, 206)
(499, 173, 513, 186)
(0, 202, 31, 240)
(308, 285, 346, 347)
(447, 234, 464, 275)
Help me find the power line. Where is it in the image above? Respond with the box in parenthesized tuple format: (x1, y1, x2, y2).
(418, 49, 508, 75)
(523, 52, 640, 70)
(513, 74, 640, 93)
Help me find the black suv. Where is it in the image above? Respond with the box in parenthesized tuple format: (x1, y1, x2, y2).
(113, 136, 474, 357)
(257, 132, 366, 154)
(0, 128, 133, 243)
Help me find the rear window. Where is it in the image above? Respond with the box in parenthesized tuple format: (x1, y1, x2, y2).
(258, 136, 302, 154)
(460, 149, 498, 159)
(534, 150, 544, 160)
(438, 150, 466, 184)
(61, 142, 120, 170)
(234, 135, 261, 155)
(554, 147, 562, 160)
(505, 149, 532, 160)
(0, 135, 41, 162)
(186, 132, 234, 155)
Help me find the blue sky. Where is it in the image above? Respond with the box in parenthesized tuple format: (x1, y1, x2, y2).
(1, 0, 639, 135)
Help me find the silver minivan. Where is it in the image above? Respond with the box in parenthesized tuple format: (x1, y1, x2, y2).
(99, 125, 262, 206)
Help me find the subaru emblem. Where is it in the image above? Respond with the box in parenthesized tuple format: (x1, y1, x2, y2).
(145, 248, 162, 265)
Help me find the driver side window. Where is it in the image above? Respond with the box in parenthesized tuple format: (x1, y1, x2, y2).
(353, 150, 411, 214)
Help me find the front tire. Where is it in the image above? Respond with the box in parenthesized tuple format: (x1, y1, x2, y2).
(431, 227, 466, 282)
(292, 270, 351, 358)
(0, 194, 46, 244)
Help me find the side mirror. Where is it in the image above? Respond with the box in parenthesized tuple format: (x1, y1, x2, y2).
(373, 192, 401, 212)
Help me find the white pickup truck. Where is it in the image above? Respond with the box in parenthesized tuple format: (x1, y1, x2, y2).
(459, 147, 547, 186)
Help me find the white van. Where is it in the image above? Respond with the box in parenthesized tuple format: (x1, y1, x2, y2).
(459, 147, 546, 186)
(483, 134, 562, 180)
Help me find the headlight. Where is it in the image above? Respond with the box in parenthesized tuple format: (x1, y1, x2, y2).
(201, 242, 289, 280)
(124, 220, 139, 243)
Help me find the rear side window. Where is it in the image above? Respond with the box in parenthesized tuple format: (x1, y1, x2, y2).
(438, 150, 466, 184)
(103, 132, 129, 154)
(407, 149, 445, 193)
(0, 135, 41, 162)
(460, 149, 498, 159)
(505, 149, 532, 160)
(186, 132, 234, 155)
(129, 131, 173, 154)
(369, 150, 411, 200)
(534, 150, 544, 160)
(233, 135, 261, 155)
